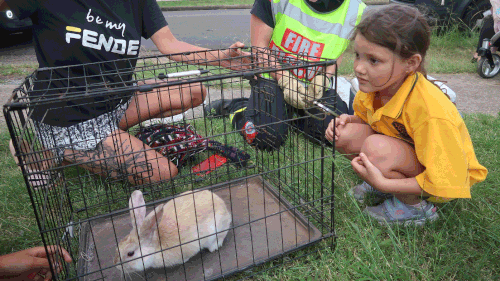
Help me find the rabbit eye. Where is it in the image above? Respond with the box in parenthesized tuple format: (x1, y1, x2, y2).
(127, 251, 134, 257)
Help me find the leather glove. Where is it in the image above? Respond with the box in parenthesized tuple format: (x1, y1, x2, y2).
(279, 74, 332, 109)
(278, 76, 310, 109)
(307, 74, 331, 101)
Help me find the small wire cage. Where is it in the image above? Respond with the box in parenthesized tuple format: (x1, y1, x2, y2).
(4, 47, 338, 281)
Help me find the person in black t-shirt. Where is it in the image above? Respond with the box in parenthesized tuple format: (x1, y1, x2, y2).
(1, 0, 250, 185)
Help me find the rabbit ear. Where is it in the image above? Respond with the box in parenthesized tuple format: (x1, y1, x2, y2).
(139, 204, 164, 236)
(129, 190, 146, 229)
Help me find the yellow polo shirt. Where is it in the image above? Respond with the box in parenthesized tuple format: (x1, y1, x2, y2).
(353, 72, 488, 202)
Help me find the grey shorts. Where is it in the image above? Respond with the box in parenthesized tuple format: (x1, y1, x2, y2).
(34, 100, 131, 164)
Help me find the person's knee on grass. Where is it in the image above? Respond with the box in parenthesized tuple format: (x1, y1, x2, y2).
(192, 84, 207, 108)
(174, 83, 207, 112)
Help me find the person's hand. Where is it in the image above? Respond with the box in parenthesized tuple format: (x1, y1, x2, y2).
(0, 246, 72, 280)
(221, 42, 253, 70)
(351, 152, 386, 189)
(226, 41, 246, 58)
(325, 114, 352, 142)
(325, 119, 335, 143)
(278, 75, 309, 109)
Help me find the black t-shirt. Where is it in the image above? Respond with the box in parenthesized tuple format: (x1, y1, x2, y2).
(5, 0, 167, 127)
(251, 0, 275, 28)
(251, 0, 344, 28)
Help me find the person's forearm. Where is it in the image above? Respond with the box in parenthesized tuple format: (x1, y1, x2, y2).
(163, 41, 220, 66)
(250, 14, 283, 80)
(157, 39, 242, 69)
(151, 26, 238, 68)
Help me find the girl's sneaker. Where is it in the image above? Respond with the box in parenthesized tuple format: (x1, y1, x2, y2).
(348, 181, 393, 205)
(364, 197, 439, 226)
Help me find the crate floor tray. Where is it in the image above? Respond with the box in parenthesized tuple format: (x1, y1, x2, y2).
(77, 176, 323, 280)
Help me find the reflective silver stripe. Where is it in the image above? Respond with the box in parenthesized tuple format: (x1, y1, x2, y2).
(271, 0, 362, 39)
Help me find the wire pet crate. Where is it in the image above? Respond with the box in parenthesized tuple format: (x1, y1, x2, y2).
(4, 47, 337, 281)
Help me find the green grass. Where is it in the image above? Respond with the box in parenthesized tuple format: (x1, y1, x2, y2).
(0, 64, 38, 83)
(0, 22, 497, 280)
(338, 28, 479, 76)
(0, 130, 42, 252)
(1, 112, 499, 280)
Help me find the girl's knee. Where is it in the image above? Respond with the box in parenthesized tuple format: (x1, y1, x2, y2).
(361, 134, 422, 178)
(361, 135, 392, 157)
(334, 136, 348, 152)
(333, 124, 349, 150)
(360, 134, 397, 168)
(334, 123, 364, 153)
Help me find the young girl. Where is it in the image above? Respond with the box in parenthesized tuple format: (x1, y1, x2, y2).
(325, 4, 488, 226)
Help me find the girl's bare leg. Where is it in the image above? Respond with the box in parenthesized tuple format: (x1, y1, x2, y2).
(335, 123, 376, 160)
(336, 123, 427, 204)
(360, 134, 426, 205)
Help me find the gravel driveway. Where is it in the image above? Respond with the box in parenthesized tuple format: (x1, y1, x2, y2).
(430, 73, 500, 116)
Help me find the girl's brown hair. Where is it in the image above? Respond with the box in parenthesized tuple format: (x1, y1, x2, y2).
(351, 4, 431, 76)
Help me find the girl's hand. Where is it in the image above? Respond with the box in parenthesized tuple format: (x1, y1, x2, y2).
(325, 119, 335, 142)
(325, 114, 352, 142)
(351, 152, 386, 189)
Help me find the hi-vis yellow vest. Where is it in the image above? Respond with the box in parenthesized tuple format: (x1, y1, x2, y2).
(265, 0, 366, 81)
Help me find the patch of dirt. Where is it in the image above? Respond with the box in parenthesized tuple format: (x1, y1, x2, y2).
(432, 73, 500, 117)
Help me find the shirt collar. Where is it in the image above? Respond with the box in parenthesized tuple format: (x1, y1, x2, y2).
(361, 72, 419, 120)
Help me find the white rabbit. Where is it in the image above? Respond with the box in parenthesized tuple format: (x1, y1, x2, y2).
(114, 189, 232, 273)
